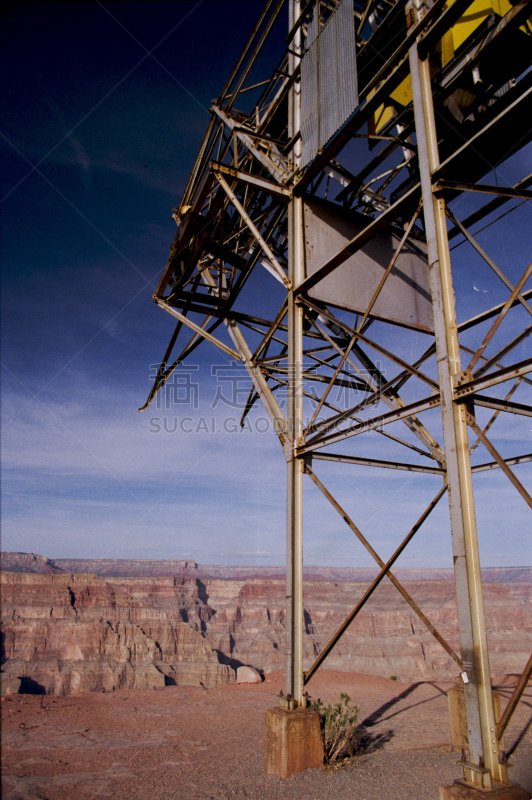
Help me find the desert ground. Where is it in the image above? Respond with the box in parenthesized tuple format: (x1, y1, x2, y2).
(2, 670, 531, 800)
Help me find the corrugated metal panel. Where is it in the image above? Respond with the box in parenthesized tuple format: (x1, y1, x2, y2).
(300, 0, 358, 168)
(306, 10, 318, 48)
(301, 28, 319, 166)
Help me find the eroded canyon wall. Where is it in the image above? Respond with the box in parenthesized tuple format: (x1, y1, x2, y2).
(200, 577, 531, 682)
(2, 569, 530, 696)
(0, 572, 233, 696)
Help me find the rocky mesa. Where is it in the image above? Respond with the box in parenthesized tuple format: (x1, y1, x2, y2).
(2, 551, 530, 583)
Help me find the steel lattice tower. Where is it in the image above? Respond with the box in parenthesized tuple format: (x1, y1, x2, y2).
(143, 0, 532, 793)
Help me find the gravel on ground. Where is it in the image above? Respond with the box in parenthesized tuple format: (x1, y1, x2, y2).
(1, 670, 530, 800)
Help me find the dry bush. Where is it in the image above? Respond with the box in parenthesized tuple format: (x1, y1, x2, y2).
(312, 692, 360, 763)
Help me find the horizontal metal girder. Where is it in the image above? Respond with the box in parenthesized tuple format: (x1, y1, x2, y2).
(299, 392, 441, 454)
(472, 453, 532, 473)
(461, 394, 532, 417)
(454, 358, 532, 398)
(448, 175, 532, 242)
(435, 180, 532, 199)
(312, 451, 445, 474)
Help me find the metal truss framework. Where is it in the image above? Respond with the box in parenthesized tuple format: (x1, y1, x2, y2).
(144, 0, 532, 791)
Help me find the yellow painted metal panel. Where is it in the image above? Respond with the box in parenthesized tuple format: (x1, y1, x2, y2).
(369, 0, 528, 135)
(448, 0, 512, 53)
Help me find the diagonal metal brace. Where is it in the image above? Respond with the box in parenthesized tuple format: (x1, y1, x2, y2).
(496, 652, 532, 740)
(304, 465, 462, 674)
(466, 414, 532, 510)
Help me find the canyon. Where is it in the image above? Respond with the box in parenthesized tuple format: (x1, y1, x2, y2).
(1, 553, 531, 696)
(0, 570, 233, 696)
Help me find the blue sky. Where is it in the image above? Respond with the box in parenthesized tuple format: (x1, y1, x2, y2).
(1, 1, 530, 567)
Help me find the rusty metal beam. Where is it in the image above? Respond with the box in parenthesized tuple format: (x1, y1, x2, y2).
(436, 180, 532, 199)
(472, 326, 532, 380)
(454, 358, 532, 399)
(448, 175, 532, 242)
(214, 171, 290, 287)
(300, 392, 441, 453)
(210, 161, 291, 197)
(470, 380, 523, 457)
(458, 289, 532, 333)
(213, 104, 287, 184)
(446, 207, 532, 319)
(409, 14, 503, 783)
(496, 653, 532, 740)
(154, 299, 241, 360)
(466, 414, 532, 509)
(472, 453, 532, 473)
(466, 394, 532, 417)
(312, 451, 445, 474)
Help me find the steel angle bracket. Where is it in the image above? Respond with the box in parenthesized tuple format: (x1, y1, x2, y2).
(210, 162, 291, 198)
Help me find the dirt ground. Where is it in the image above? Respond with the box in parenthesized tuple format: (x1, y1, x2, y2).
(1, 670, 531, 800)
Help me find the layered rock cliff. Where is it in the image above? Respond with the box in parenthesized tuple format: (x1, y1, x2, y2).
(0, 572, 233, 696)
(200, 577, 531, 681)
(1, 568, 530, 696)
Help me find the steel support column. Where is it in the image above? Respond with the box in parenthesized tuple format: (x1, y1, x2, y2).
(285, 0, 304, 709)
(408, 1, 505, 787)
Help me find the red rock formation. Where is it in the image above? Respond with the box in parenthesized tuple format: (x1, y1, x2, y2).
(0, 572, 233, 696)
(1, 568, 530, 696)
(200, 577, 532, 682)
(0, 552, 65, 575)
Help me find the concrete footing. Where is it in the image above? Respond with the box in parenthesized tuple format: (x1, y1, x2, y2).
(264, 706, 324, 778)
(439, 781, 530, 800)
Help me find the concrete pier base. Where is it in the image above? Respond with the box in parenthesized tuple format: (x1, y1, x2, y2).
(264, 707, 324, 778)
(439, 781, 530, 800)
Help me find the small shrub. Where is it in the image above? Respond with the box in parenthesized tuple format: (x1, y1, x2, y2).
(312, 692, 360, 763)
(389, 675, 398, 681)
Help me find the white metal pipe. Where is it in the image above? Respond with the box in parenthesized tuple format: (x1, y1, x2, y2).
(285, 0, 304, 709)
